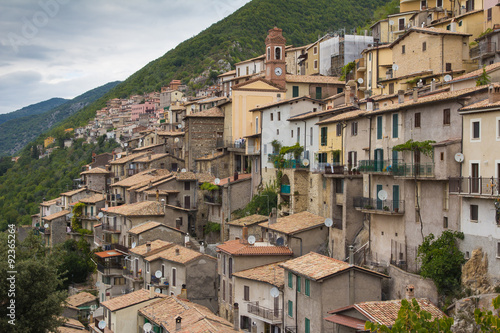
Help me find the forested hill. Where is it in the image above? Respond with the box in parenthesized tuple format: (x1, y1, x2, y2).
(0, 98, 68, 125)
(0, 81, 120, 157)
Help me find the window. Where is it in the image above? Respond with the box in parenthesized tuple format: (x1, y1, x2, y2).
(399, 18, 405, 31)
(470, 204, 478, 222)
(288, 272, 293, 288)
(277, 129, 279, 135)
(297, 275, 301, 292)
(443, 216, 448, 228)
(348, 151, 357, 169)
(392, 114, 398, 138)
(402, 45, 406, 54)
(114, 277, 125, 285)
(314, 59, 318, 70)
(184, 181, 190, 191)
(310, 127, 313, 146)
(267, 47, 271, 60)
(336, 123, 342, 136)
(472, 120, 480, 140)
(377, 116, 383, 139)
(318, 152, 327, 163)
(393, 185, 400, 211)
(497, 242, 500, 258)
(420, 0, 427, 9)
(305, 318, 311, 333)
(389, 83, 394, 94)
(229, 283, 232, 304)
(443, 109, 450, 125)
(305, 279, 310, 296)
(292, 86, 299, 97)
(291, 130, 293, 138)
(459, 20, 463, 27)
(244, 286, 250, 301)
(255, 117, 259, 134)
(288, 300, 293, 317)
(172, 268, 177, 287)
(422, 42, 426, 51)
(335, 179, 344, 194)
(316, 87, 322, 99)
(297, 127, 300, 143)
(246, 66, 249, 75)
(351, 122, 358, 136)
(146, 261, 150, 273)
(437, 0, 443, 7)
(275, 47, 281, 60)
(320, 127, 327, 146)
(223, 255, 226, 275)
(237, 68, 240, 77)
(443, 184, 449, 211)
(222, 280, 226, 301)
(415, 113, 421, 128)
(313, 46, 318, 55)
(277, 112, 281, 121)
(488, 8, 492, 21)
(270, 113, 273, 121)
(102, 276, 110, 285)
(446, 63, 452, 72)
(228, 258, 233, 278)
(497, 118, 500, 140)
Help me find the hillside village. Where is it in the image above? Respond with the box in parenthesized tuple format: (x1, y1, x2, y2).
(18, 0, 500, 332)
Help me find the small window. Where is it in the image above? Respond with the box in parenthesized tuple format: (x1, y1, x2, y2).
(497, 242, 500, 258)
(270, 113, 273, 121)
(296, 275, 301, 292)
(443, 108, 450, 125)
(305, 318, 311, 333)
(336, 123, 342, 136)
(288, 300, 293, 317)
(443, 216, 448, 228)
(392, 114, 399, 138)
(275, 47, 281, 60)
(440, 152, 444, 161)
(314, 59, 318, 70)
(146, 261, 150, 273)
(229, 257, 233, 278)
(459, 20, 463, 27)
(402, 45, 406, 54)
(446, 63, 452, 72)
(305, 279, 310, 296)
(351, 122, 358, 136)
(488, 8, 492, 21)
(291, 130, 294, 138)
(313, 46, 318, 54)
(320, 127, 327, 146)
(288, 272, 293, 288)
(472, 120, 480, 139)
(244, 285, 250, 301)
(415, 113, 421, 128)
(184, 181, 190, 191)
(172, 268, 177, 287)
(470, 204, 478, 222)
(278, 112, 281, 121)
(292, 86, 299, 97)
(422, 42, 426, 51)
(377, 116, 383, 139)
(277, 129, 279, 135)
(222, 280, 226, 301)
(114, 277, 125, 285)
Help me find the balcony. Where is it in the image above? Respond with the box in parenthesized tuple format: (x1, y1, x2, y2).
(358, 160, 394, 173)
(392, 163, 434, 178)
(247, 302, 281, 323)
(449, 177, 499, 196)
(102, 223, 121, 233)
(312, 162, 346, 175)
(353, 197, 405, 214)
(470, 42, 498, 59)
(150, 275, 169, 288)
(127, 168, 139, 176)
(204, 194, 222, 205)
(122, 267, 143, 281)
(97, 261, 124, 276)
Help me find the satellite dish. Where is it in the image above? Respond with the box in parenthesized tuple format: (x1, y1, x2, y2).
(389, 20, 394, 25)
(98, 321, 106, 330)
(155, 288, 161, 293)
(174, 138, 179, 143)
(44, 223, 49, 228)
(444, 74, 452, 82)
(276, 237, 284, 246)
(124, 143, 128, 147)
(248, 235, 256, 245)
(143, 322, 152, 332)
(117, 154, 122, 159)
(270, 287, 279, 298)
(98, 212, 104, 218)
(95, 281, 101, 288)
(131, 242, 137, 249)
(378, 190, 388, 201)
(214, 178, 221, 185)
(155, 270, 162, 278)
(454, 153, 464, 163)
(181, 168, 187, 173)
(392, 64, 399, 71)
(302, 159, 310, 167)
(357, 78, 364, 84)
(324, 218, 333, 227)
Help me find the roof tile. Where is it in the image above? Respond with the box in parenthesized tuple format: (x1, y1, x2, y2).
(101, 289, 166, 312)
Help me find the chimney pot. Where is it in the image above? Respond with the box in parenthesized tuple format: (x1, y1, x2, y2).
(413, 88, 419, 102)
(348, 245, 355, 265)
(175, 316, 182, 331)
(405, 284, 415, 299)
(241, 224, 249, 244)
(175, 248, 180, 255)
(146, 241, 151, 253)
(489, 84, 500, 104)
(398, 90, 405, 104)
(149, 286, 155, 298)
(233, 303, 240, 331)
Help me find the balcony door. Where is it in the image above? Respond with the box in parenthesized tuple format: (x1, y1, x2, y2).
(374, 149, 383, 172)
(471, 163, 479, 193)
(377, 184, 383, 210)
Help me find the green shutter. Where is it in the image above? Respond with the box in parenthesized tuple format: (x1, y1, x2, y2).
(377, 184, 383, 210)
(288, 300, 293, 317)
(392, 149, 399, 169)
(316, 87, 322, 99)
(392, 113, 398, 138)
(305, 279, 310, 296)
(377, 116, 383, 139)
(288, 272, 293, 288)
(305, 318, 310, 333)
(293, 86, 299, 97)
(297, 276, 301, 292)
(321, 127, 327, 146)
(393, 185, 400, 210)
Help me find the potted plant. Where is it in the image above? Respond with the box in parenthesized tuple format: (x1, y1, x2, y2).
(383, 206, 390, 211)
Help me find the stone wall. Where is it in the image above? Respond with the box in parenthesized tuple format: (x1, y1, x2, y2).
(185, 116, 224, 171)
(386, 264, 438, 304)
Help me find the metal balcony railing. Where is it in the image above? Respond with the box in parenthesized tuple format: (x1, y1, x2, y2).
(312, 162, 345, 174)
(359, 160, 396, 173)
(449, 177, 499, 195)
(102, 223, 121, 233)
(247, 302, 281, 322)
(204, 194, 222, 204)
(392, 163, 434, 178)
(353, 197, 405, 213)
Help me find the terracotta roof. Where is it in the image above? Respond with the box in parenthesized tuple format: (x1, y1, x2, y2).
(127, 221, 162, 235)
(175, 171, 198, 181)
(109, 152, 147, 165)
(288, 104, 356, 121)
(41, 197, 61, 206)
(196, 173, 216, 183)
(280, 252, 388, 281)
(134, 153, 169, 163)
(317, 110, 367, 125)
(211, 173, 252, 186)
(144, 189, 179, 196)
(449, 63, 500, 83)
(57, 317, 86, 332)
(111, 169, 171, 188)
(145, 244, 213, 265)
(235, 53, 265, 65)
(101, 289, 166, 312)
(65, 292, 97, 308)
(249, 96, 324, 112)
(195, 151, 225, 161)
(185, 107, 224, 118)
(227, 214, 269, 227)
(79, 193, 105, 204)
(80, 167, 109, 175)
(128, 174, 174, 191)
(324, 313, 366, 330)
(43, 210, 71, 221)
(327, 299, 446, 327)
(157, 131, 185, 136)
(101, 201, 164, 217)
(218, 69, 236, 77)
(232, 262, 285, 288)
(285, 74, 343, 84)
(133, 143, 166, 152)
(459, 98, 500, 112)
(139, 296, 237, 333)
(61, 188, 87, 197)
(217, 239, 293, 256)
(95, 250, 125, 259)
(259, 211, 325, 235)
(129, 240, 172, 256)
(232, 76, 285, 91)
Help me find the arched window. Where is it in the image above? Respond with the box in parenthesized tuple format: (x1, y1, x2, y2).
(275, 47, 281, 60)
(267, 47, 271, 60)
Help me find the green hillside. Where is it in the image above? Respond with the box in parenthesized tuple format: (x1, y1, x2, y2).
(0, 98, 68, 125)
(0, 81, 120, 157)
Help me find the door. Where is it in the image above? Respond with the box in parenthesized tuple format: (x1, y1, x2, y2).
(392, 150, 399, 171)
(393, 185, 400, 211)
(184, 196, 191, 209)
(377, 184, 383, 210)
(471, 163, 479, 193)
(374, 149, 383, 172)
(414, 150, 421, 176)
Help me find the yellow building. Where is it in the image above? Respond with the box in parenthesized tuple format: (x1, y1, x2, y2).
(316, 115, 343, 166)
(400, 0, 452, 13)
(44, 136, 56, 148)
(303, 39, 322, 76)
(430, 9, 484, 40)
(356, 44, 393, 97)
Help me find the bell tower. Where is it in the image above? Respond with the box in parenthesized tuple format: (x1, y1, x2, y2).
(265, 27, 286, 88)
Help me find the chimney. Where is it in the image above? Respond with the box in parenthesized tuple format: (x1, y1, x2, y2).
(450, 20, 457, 33)
(269, 207, 277, 225)
(398, 90, 405, 104)
(149, 286, 155, 298)
(348, 245, 354, 265)
(175, 248, 180, 256)
(405, 284, 415, 299)
(200, 241, 205, 254)
(241, 224, 248, 244)
(367, 98, 374, 111)
(184, 234, 190, 247)
(175, 316, 182, 331)
(233, 303, 240, 331)
(179, 284, 187, 299)
(146, 241, 151, 253)
(489, 84, 500, 104)
(431, 79, 436, 92)
(412, 88, 419, 102)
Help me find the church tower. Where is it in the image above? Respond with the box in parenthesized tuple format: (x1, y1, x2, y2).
(265, 27, 286, 88)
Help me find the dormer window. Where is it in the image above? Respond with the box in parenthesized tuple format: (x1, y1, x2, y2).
(275, 47, 281, 60)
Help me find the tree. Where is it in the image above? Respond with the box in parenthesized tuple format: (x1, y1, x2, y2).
(53, 239, 95, 290)
(340, 61, 356, 81)
(417, 231, 466, 295)
(474, 295, 500, 332)
(0, 232, 66, 332)
(365, 298, 454, 332)
(476, 66, 491, 86)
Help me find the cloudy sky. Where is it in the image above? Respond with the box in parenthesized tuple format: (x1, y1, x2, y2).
(0, 0, 251, 114)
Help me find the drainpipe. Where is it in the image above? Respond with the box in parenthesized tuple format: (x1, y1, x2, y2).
(368, 116, 373, 253)
(441, 35, 445, 76)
